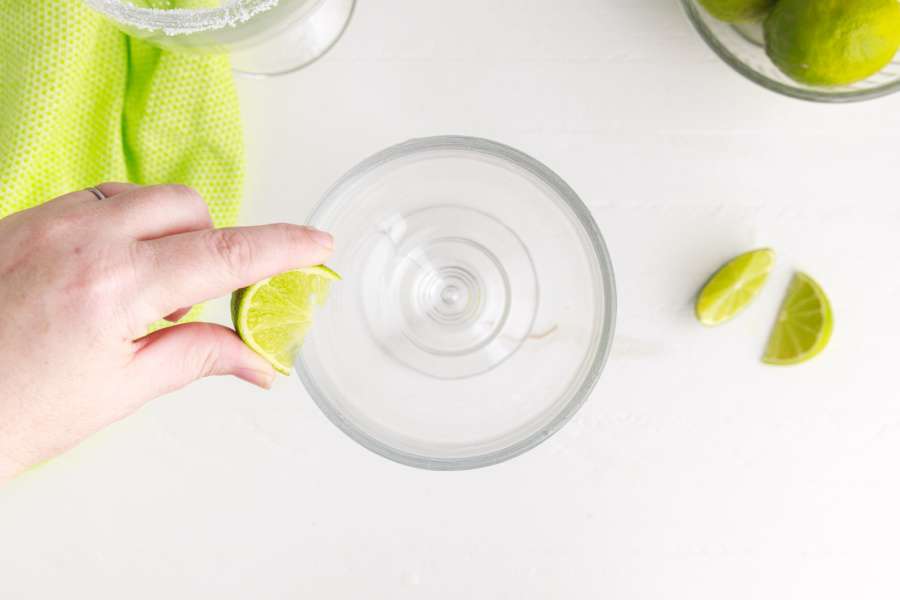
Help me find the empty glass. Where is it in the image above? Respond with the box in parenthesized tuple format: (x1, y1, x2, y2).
(297, 137, 617, 469)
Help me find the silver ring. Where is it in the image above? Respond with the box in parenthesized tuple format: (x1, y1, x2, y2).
(86, 187, 106, 201)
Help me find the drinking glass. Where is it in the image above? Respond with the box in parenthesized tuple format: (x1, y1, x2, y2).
(298, 136, 617, 469)
(84, 0, 355, 76)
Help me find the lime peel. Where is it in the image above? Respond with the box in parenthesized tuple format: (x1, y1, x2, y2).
(765, 0, 900, 86)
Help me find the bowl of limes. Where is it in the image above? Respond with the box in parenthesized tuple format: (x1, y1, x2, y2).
(682, 0, 900, 102)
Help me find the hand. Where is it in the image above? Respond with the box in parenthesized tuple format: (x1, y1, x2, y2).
(0, 183, 334, 483)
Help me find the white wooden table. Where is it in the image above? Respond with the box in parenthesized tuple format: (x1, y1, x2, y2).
(4, 1, 900, 597)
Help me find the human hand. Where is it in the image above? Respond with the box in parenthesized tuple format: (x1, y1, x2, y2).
(0, 183, 334, 483)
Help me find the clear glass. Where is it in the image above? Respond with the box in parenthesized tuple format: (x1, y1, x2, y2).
(297, 137, 617, 470)
(83, 0, 355, 76)
(681, 0, 900, 103)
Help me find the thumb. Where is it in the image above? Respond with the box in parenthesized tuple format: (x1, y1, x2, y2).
(133, 322, 276, 395)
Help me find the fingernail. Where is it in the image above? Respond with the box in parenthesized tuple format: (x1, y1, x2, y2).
(235, 368, 276, 390)
(304, 227, 334, 251)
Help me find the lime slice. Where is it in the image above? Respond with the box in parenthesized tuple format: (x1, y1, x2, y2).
(696, 248, 775, 326)
(231, 266, 340, 375)
(763, 272, 832, 366)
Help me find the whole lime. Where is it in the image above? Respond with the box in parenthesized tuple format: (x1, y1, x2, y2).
(699, 0, 776, 23)
(765, 0, 900, 86)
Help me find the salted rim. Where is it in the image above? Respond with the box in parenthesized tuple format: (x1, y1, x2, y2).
(296, 136, 617, 470)
(83, 0, 285, 35)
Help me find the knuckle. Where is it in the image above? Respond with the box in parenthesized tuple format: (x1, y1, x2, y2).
(274, 222, 309, 247)
(182, 187, 211, 215)
(188, 327, 221, 378)
(199, 346, 221, 378)
(209, 228, 255, 276)
(162, 185, 209, 217)
(157, 183, 213, 227)
(162, 183, 201, 202)
(75, 262, 119, 299)
(271, 221, 297, 238)
(96, 181, 122, 190)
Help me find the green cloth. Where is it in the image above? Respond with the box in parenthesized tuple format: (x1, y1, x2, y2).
(0, 0, 244, 226)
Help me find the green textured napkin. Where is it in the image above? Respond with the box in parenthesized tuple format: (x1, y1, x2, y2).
(0, 0, 244, 226)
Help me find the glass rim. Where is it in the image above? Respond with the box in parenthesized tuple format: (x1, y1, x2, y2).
(679, 0, 900, 103)
(297, 135, 618, 470)
(83, 0, 318, 33)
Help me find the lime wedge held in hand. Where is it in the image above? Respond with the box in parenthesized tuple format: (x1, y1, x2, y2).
(763, 272, 832, 366)
(696, 248, 775, 326)
(231, 266, 341, 375)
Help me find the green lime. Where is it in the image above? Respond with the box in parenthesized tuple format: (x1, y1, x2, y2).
(696, 248, 775, 326)
(699, 0, 776, 23)
(763, 272, 833, 366)
(231, 266, 341, 375)
(765, 0, 900, 86)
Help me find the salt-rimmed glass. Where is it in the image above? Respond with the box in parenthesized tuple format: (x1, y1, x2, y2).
(84, 0, 355, 76)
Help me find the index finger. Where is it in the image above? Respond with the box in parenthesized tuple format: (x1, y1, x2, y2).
(134, 224, 334, 321)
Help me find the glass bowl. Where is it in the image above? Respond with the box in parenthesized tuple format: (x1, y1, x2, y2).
(83, 0, 355, 76)
(296, 136, 616, 470)
(680, 0, 900, 102)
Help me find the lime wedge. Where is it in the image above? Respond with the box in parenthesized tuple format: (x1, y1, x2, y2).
(231, 266, 340, 375)
(696, 248, 775, 326)
(763, 272, 832, 366)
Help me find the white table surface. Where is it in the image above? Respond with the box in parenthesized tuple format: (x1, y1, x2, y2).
(4, 1, 900, 598)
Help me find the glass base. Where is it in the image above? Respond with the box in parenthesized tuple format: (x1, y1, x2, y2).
(230, 0, 355, 77)
(366, 205, 538, 380)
